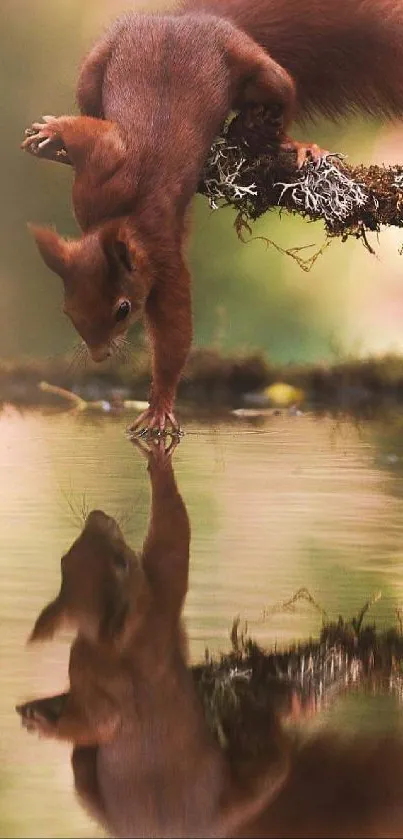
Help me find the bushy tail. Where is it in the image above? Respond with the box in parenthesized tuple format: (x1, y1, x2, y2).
(181, 0, 403, 120)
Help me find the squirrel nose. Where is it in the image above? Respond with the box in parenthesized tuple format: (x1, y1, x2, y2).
(89, 345, 111, 363)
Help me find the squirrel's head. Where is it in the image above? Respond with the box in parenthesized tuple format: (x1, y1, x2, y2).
(29, 510, 149, 645)
(29, 220, 152, 362)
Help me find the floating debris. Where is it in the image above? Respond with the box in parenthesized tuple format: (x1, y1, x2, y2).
(263, 382, 305, 407)
(39, 381, 149, 414)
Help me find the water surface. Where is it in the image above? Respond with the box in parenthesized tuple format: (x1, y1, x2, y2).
(2, 407, 403, 836)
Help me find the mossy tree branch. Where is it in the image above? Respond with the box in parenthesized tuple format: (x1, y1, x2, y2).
(198, 109, 403, 252)
(24, 109, 403, 251)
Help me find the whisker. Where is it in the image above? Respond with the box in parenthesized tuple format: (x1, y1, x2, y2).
(67, 342, 88, 376)
(79, 342, 88, 370)
(115, 510, 132, 530)
(59, 486, 87, 529)
(111, 336, 132, 365)
(81, 344, 89, 370)
(119, 346, 131, 364)
(80, 493, 90, 522)
(67, 347, 80, 376)
(44, 348, 73, 363)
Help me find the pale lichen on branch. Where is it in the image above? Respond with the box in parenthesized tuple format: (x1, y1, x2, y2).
(198, 109, 403, 252)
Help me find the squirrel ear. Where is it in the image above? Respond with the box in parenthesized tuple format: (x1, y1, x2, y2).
(28, 595, 65, 643)
(101, 222, 139, 273)
(28, 224, 69, 276)
(114, 239, 134, 273)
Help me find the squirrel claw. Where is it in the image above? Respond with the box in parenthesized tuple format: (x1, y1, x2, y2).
(131, 436, 180, 462)
(37, 137, 53, 150)
(127, 406, 183, 440)
(21, 125, 54, 153)
(16, 701, 56, 737)
(21, 117, 63, 157)
(280, 136, 329, 169)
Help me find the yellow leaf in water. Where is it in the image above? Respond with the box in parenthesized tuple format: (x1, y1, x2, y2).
(264, 382, 305, 407)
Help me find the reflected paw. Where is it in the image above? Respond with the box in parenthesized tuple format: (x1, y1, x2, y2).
(16, 695, 66, 737)
(131, 435, 180, 464)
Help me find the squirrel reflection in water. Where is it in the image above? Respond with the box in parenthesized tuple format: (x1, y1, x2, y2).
(17, 440, 403, 839)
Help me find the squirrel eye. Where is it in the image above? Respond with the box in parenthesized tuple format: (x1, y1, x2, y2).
(115, 300, 131, 322)
(111, 552, 129, 573)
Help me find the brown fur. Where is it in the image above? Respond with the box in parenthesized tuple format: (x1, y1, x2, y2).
(24, 0, 403, 431)
(182, 0, 403, 121)
(241, 734, 403, 838)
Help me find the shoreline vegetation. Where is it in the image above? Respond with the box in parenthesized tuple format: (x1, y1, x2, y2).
(3, 349, 403, 414)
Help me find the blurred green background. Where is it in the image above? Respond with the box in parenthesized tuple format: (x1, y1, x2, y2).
(3, 0, 403, 366)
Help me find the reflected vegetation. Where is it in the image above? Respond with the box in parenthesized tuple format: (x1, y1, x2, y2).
(5, 414, 403, 837)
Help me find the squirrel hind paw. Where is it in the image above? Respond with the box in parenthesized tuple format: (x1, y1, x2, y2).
(280, 136, 329, 168)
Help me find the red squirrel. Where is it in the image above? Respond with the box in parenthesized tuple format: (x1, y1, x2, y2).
(15, 439, 288, 838)
(22, 0, 403, 435)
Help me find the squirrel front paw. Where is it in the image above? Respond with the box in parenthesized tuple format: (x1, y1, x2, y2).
(21, 115, 69, 162)
(16, 695, 68, 738)
(127, 404, 183, 440)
